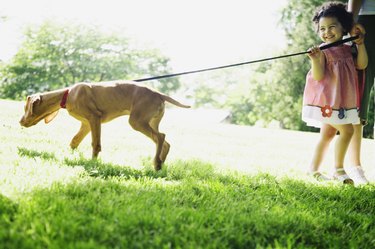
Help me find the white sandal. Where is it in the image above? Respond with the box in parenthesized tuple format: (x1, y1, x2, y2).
(334, 169, 354, 185)
(311, 171, 331, 181)
(346, 166, 369, 185)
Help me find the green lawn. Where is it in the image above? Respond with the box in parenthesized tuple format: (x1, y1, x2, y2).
(1, 99, 374, 248)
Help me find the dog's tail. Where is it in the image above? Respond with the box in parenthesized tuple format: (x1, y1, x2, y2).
(161, 95, 190, 108)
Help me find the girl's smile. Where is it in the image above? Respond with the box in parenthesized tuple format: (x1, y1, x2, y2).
(318, 17, 345, 44)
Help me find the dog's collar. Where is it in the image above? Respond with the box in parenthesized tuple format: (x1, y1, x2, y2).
(60, 89, 70, 109)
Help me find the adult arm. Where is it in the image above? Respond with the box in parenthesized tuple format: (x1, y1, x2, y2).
(348, 0, 363, 19)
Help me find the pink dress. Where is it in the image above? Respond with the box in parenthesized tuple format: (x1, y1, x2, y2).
(302, 44, 360, 128)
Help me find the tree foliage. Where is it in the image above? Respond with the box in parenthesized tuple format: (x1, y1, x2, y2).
(219, 0, 373, 138)
(191, 0, 330, 129)
(278, 0, 373, 137)
(249, 0, 328, 131)
(0, 21, 179, 99)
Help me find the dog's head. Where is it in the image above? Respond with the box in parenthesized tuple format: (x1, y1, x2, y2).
(19, 94, 59, 127)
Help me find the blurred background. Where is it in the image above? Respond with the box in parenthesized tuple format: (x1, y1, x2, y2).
(1, 0, 373, 138)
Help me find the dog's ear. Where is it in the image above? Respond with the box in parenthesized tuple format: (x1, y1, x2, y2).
(32, 95, 41, 104)
(44, 110, 59, 124)
(25, 95, 41, 116)
(25, 96, 33, 115)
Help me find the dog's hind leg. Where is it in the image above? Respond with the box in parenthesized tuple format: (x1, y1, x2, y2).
(150, 116, 170, 163)
(160, 141, 170, 163)
(129, 114, 165, 170)
(70, 122, 91, 149)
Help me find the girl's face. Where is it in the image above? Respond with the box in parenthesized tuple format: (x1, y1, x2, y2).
(318, 17, 345, 44)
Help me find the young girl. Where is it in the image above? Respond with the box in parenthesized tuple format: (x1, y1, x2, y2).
(302, 2, 368, 184)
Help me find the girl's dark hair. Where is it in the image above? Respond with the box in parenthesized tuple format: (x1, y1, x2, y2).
(312, 2, 354, 34)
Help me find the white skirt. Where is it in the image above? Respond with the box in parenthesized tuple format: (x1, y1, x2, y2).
(302, 105, 360, 128)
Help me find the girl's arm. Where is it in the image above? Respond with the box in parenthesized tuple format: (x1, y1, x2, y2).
(308, 46, 325, 81)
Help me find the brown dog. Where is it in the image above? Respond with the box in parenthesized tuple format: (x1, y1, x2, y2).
(19, 80, 190, 170)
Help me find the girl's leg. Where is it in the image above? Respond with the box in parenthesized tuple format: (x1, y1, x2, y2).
(330, 124, 354, 171)
(329, 124, 354, 184)
(347, 124, 369, 184)
(348, 124, 362, 166)
(309, 124, 337, 173)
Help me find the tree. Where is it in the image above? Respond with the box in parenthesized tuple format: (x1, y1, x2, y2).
(277, 0, 373, 137)
(0, 21, 179, 99)
(263, 0, 327, 131)
(204, 0, 328, 130)
(220, 0, 372, 137)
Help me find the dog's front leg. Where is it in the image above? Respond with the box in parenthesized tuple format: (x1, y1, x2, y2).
(70, 122, 91, 149)
(89, 118, 102, 158)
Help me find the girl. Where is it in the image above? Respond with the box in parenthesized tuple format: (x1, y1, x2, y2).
(302, 2, 368, 184)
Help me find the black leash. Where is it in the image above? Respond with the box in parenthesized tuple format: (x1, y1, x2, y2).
(134, 36, 359, 82)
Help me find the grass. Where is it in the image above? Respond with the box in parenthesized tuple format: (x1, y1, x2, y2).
(1, 99, 375, 248)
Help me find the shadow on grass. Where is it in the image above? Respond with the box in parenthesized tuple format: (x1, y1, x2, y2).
(17, 147, 57, 161)
(0, 194, 18, 235)
(63, 156, 230, 182)
(0, 194, 17, 215)
(63, 156, 157, 179)
(16, 147, 164, 180)
(15, 146, 224, 181)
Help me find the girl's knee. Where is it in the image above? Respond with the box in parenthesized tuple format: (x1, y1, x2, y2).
(321, 125, 337, 140)
(341, 125, 354, 137)
(326, 129, 337, 138)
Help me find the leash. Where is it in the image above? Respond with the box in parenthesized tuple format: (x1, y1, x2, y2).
(134, 36, 359, 82)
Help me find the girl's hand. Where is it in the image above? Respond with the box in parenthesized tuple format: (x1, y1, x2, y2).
(307, 46, 322, 60)
(350, 23, 366, 45)
(307, 46, 325, 80)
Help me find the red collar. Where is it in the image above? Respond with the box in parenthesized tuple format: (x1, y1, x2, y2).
(60, 89, 69, 108)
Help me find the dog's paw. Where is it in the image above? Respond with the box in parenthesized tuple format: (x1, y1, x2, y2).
(160, 143, 170, 162)
(154, 158, 162, 171)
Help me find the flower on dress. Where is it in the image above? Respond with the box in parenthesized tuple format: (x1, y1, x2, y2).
(338, 108, 346, 119)
(321, 105, 333, 117)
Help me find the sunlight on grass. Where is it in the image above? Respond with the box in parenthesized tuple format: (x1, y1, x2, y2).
(0, 162, 85, 198)
(1, 98, 375, 248)
(1, 99, 374, 199)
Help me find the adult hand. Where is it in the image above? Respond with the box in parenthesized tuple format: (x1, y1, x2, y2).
(350, 23, 366, 45)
